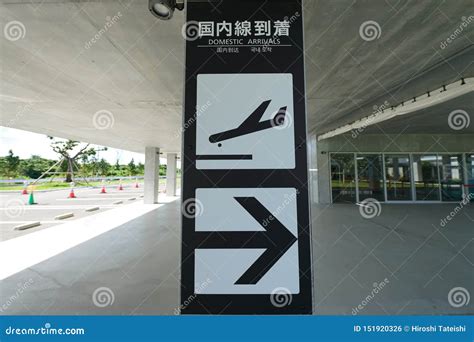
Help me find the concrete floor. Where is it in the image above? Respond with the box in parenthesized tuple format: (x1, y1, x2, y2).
(0, 201, 472, 315)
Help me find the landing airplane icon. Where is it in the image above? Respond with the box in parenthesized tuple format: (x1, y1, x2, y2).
(209, 100, 288, 144)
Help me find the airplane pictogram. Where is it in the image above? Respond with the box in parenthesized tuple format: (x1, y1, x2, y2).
(209, 100, 288, 145)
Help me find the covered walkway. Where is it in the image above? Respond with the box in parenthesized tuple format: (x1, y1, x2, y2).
(1, 200, 472, 315)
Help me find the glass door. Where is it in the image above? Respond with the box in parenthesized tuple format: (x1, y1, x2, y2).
(440, 154, 464, 201)
(330, 154, 356, 203)
(466, 154, 474, 201)
(385, 154, 412, 201)
(356, 154, 384, 201)
(412, 154, 441, 201)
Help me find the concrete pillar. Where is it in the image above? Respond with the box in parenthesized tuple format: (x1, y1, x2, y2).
(144, 147, 160, 204)
(317, 148, 331, 204)
(308, 134, 319, 204)
(166, 153, 177, 197)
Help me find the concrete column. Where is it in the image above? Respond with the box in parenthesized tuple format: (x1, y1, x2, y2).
(166, 153, 177, 197)
(144, 147, 160, 204)
(317, 148, 331, 204)
(308, 134, 319, 204)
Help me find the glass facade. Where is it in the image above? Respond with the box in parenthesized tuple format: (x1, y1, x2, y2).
(466, 154, 474, 201)
(330, 153, 472, 203)
(385, 155, 412, 201)
(412, 155, 441, 201)
(330, 154, 356, 203)
(357, 154, 384, 201)
(440, 154, 464, 201)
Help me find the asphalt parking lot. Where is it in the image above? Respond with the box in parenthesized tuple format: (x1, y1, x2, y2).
(0, 183, 158, 242)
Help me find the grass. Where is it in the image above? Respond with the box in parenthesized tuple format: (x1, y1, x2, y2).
(0, 178, 174, 191)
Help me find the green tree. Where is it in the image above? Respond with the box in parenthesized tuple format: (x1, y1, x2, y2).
(19, 155, 54, 179)
(4, 150, 20, 177)
(137, 162, 144, 175)
(159, 164, 166, 176)
(97, 158, 111, 176)
(49, 138, 106, 182)
(127, 158, 137, 176)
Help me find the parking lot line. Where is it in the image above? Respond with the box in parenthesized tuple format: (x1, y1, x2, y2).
(0, 205, 121, 210)
(0, 201, 173, 280)
(56, 198, 134, 201)
(0, 221, 61, 224)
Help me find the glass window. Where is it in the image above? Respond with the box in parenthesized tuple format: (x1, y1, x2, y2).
(357, 154, 384, 201)
(385, 155, 412, 201)
(412, 155, 441, 201)
(330, 154, 356, 203)
(440, 154, 464, 201)
(466, 154, 474, 202)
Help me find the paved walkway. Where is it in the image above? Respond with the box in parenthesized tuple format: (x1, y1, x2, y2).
(0, 201, 472, 315)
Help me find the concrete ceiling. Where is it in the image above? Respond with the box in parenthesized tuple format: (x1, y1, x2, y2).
(1, 0, 473, 153)
(363, 92, 474, 134)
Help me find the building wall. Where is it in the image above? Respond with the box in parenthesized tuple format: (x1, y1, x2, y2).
(314, 134, 474, 204)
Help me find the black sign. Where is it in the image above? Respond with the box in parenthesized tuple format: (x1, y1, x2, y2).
(181, 0, 312, 314)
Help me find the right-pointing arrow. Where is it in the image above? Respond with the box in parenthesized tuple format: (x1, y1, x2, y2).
(194, 197, 297, 285)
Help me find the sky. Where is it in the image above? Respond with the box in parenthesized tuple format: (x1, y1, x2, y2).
(0, 126, 146, 164)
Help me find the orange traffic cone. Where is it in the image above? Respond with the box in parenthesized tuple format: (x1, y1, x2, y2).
(22, 187, 28, 195)
(118, 183, 123, 191)
(135, 181, 139, 188)
(68, 188, 76, 198)
(100, 185, 107, 194)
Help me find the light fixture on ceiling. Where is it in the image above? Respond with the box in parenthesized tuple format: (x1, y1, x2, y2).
(149, 0, 184, 20)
